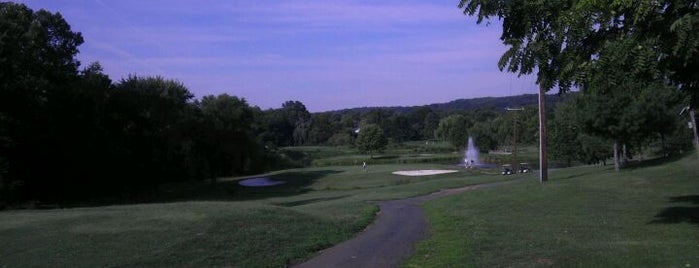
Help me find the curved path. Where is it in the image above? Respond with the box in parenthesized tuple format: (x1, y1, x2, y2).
(294, 178, 527, 268)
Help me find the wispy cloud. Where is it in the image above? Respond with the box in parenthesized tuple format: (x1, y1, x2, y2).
(231, 1, 461, 26)
(18, 0, 531, 112)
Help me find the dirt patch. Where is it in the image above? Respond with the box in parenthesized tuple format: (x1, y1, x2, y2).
(536, 258, 555, 266)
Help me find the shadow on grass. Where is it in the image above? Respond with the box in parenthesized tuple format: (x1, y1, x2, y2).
(275, 195, 352, 207)
(649, 195, 699, 226)
(551, 166, 609, 181)
(371, 155, 399, 160)
(625, 153, 689, 170)
(52, 169, 342, 208)
(554, 170, 601, 181)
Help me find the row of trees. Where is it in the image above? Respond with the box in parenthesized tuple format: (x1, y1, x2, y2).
(2, 2, 695, 204)
(341, 88, 691, 168)
(0, 2, 459, 203)
(549, 87, 691, 168)
(0, 3, 510, 204)
(0, 3, 313, 203)
(260, 100, 538, 152)
(459, 0, 699, 171)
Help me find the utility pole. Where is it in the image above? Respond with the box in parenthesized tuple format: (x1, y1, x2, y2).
(538, 84, 548, 182)
(691, 109, 699, 155)
(506, 107, 524, 172)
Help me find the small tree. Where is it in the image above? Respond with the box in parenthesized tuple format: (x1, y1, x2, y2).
(356, 124, 387, 159)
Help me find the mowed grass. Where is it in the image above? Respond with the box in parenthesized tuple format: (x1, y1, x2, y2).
(405, 154, 699, 267)
(0, 162, 512, 267)
(0, 202, 358, 267)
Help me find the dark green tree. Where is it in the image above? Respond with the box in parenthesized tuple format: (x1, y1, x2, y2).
(259, 101, 310, 147)
(459, 0, 699, 154)
(436, 114, 472, 150)
(549, 98, 583, 167)
(0, 2, 84, 201)
(469, 121, 498, 151)
(384, 113, 414, 143)
(574, 37, 685, 170)
(422, 111, 441, 140)
(577, 134, 613, 166)
(356, 124, 387, 159)
(306, 113, 335, 145)
(199, 94, 261, 182)
(104, 76, 195, 189)
(43, 62, 112, 199)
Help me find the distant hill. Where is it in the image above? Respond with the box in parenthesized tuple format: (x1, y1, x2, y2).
(322, 93, 567, 114)
(425, 94, 564, 112)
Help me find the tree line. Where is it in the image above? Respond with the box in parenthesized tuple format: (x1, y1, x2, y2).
(459, 0, 699, 171)
(0, 2, 526, 204)
(0, 3, 311, 204)
(1, 2, 695, 205)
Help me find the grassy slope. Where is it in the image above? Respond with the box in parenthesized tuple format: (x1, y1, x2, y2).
(0, 163, 511, 267)
(1, 202, 351, 267)
(405, 155, 699, 267)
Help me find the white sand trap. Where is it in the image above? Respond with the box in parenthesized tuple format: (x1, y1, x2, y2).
(239, 177, 286, 187)
(392, 170, 458, 176)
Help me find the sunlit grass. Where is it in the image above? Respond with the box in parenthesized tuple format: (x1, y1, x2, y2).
(405, 154, 699, 267)
(6, 146, 689, 267)
(0, 161, 512, 267)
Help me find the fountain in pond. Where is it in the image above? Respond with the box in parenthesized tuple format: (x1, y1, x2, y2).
(464, 137, 479, 168)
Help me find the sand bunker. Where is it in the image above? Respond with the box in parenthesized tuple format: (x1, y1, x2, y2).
(238, 177, 286, 187)
(392, 170, 458, 176)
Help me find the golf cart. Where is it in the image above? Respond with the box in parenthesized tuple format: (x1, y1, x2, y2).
(501, 164, 513, 175)
(518, 163, 531, 173)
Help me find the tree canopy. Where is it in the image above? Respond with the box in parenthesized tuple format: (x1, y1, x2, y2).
(1, 1, 694, 205)
(459, 0, 698, 101)
(355, 124, 388, 159)
(437, 114, 472, 149)
(459, 0, 699, 165)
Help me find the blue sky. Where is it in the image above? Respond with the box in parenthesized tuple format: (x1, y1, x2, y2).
(19, 0, 537, 112)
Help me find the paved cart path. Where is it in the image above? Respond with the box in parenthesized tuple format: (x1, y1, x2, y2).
(294, 178, 526, 268)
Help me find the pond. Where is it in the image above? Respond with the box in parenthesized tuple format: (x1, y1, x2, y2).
(238, 177, 286, 187)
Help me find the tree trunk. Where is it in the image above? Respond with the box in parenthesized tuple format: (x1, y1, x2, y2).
(661, 133, 667, 157)
(622, 143, 628, 167)
(538, 84, 548, 182)
(210, 175, 217, 186)
(690, 108, 699, 157)
(613, 141, 620, 172)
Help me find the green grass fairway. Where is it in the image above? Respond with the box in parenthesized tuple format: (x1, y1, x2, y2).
(282, 142, 508, 167)
(0, 202, 361, 267)
(0, 163, 513, 267)
(405, 154, 699, 267)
